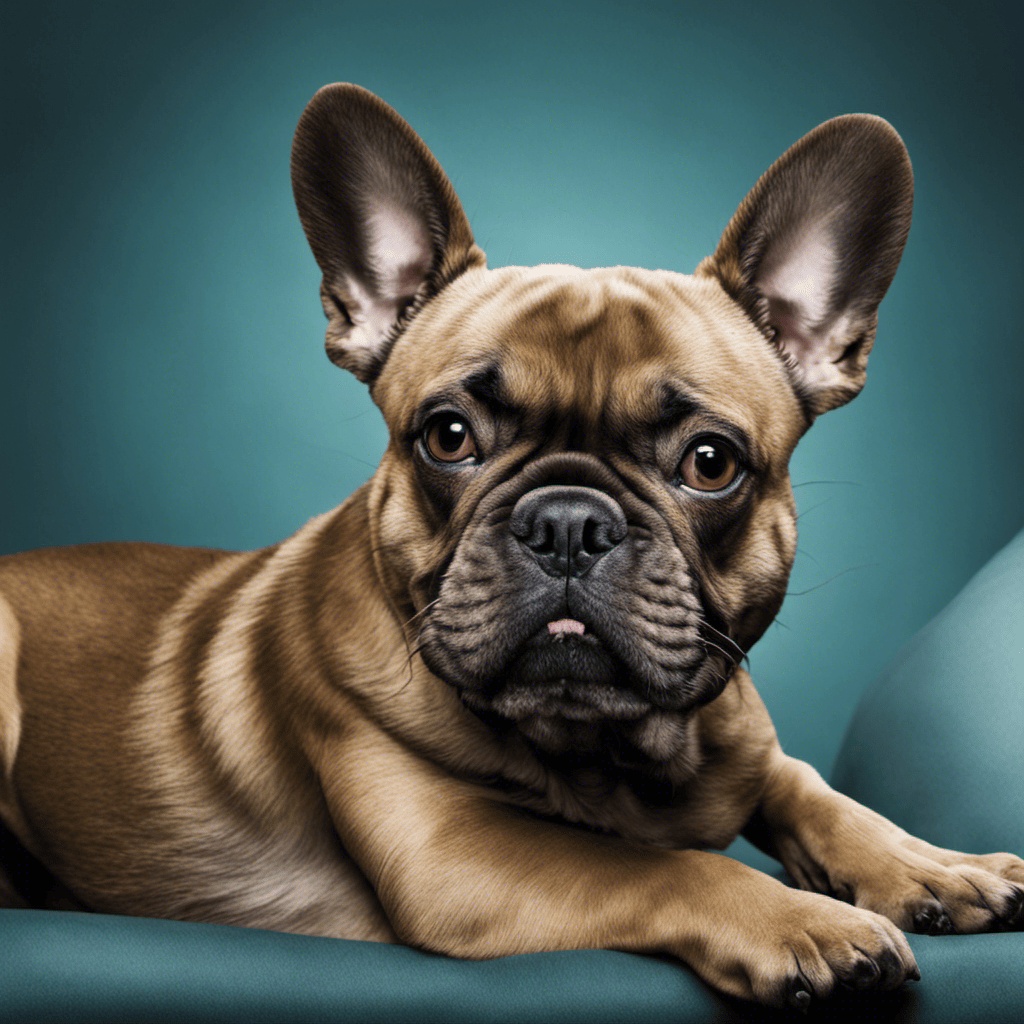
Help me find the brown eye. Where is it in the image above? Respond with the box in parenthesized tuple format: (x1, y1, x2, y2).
(678, 439, 740, 492)
(424, 414, 478, 463)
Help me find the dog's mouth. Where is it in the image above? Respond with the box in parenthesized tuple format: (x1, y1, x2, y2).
(459, 617, 654, 724)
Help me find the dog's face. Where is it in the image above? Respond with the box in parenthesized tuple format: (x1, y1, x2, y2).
(372, 267, 803, 754)
(291, 85, 912, 759)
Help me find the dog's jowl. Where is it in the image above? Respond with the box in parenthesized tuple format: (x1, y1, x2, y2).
(1, 84, 1022, 1010)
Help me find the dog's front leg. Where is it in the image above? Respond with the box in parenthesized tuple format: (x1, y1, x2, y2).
(746, 751, 1024, 935)
(309, 721, 918, 1009)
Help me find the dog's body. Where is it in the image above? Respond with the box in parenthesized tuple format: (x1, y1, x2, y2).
(2, 85, 1022, 1009)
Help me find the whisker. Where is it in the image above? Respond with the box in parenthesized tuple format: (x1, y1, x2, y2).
(403, 597, 441, 630)
(795, 546, 823, 566)
(785, 564, 875, 597)
(696, 617, 747, 666)
(792, 479, 862, 489)
(699, 636, 738, 665)
(796, 499, 834, 520)
(383, 639, 431, 700)
(698, 636, 746, 673)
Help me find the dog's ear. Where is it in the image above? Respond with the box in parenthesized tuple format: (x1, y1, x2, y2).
(291, 84, 485, 383)
(697, 115, 913, 417)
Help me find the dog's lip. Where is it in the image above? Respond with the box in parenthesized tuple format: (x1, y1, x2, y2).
(478, 622, 651, 722)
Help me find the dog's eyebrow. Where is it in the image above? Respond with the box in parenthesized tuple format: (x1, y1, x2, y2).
(652, 381, 757, 465)
(653, 384, 702, 429)
(462, 364, 516, 415)
(651, 380, 757, 456)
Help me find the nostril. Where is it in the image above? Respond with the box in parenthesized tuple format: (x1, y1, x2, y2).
(534, 522, 555, 555)
(581, 517, 620, 554)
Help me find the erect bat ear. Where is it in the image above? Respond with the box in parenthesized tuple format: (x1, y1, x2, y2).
(697, 114, 913, 418)
(291, 84, 486, 384)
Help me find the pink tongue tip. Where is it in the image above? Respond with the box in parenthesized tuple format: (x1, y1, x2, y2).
(548, 618, 585, 635)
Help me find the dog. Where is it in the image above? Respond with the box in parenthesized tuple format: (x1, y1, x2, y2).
(1, 83, 1022, 1011)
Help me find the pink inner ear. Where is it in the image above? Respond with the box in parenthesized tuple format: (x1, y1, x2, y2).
(754, 220, 850, 384)
(757, 223, 835, 324)
(338, 201, 433, 351)
(366, 203, 433, 297)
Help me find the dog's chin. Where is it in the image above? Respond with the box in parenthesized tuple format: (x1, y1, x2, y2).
(487, 630, 649, 718)
(454, 629, 710, 760)
(473, 674, 653, 725)
(459, 677, 698, 763)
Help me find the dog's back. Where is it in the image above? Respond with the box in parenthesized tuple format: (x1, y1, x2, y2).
(0, 544, 236, 902)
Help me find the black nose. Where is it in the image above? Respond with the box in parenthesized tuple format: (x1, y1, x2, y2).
(510, 486, 628, 578)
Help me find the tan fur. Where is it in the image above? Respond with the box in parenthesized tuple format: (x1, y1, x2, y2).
(1, 84, 1021, 1010)
(0, 594, 32, 857)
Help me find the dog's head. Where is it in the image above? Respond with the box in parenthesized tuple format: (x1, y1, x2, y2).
(291, 85, 912, 760)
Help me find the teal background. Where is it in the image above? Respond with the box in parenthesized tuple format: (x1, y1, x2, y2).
(2, 0, 1022, 838)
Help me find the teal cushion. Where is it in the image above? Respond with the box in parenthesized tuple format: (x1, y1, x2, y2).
(2, 530, 1022, 1023)
(831, 526, 1024, 853)
(4, 908, 1021, 1023)
(0, 910, 739, 1024)
(830, 525, 1024, 1021)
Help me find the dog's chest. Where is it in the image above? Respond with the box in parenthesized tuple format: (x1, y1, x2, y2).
(493, 757, 738, 851)
(482, 690, 770, 852)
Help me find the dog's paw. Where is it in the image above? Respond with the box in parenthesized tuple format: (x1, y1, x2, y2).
(854, 841, 1024, 935)
(773, 788, 1024, 937)
(689, 876, 919, 1010)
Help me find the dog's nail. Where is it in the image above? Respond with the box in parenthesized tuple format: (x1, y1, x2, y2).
(907, 964, 921, 983)
(786, 982, 812, 1013)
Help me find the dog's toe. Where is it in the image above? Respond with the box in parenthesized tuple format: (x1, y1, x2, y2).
(873, 946, 911, 990)
(836, 953, 881, 991)
(888, 862, 1024, 934)
(911, 902, 955, 935)
(997, 886, 1024, 929)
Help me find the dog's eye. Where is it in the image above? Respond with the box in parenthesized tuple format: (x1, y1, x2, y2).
(424, 414, 478, 463)
(678, 439, 741, 492)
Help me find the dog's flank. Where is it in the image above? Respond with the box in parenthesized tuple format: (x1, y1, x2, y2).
(1, 84, 1022, 1010)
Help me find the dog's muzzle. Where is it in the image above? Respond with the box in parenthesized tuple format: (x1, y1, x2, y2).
(417, 468, 733, 750)
(491, 485, 651, 722)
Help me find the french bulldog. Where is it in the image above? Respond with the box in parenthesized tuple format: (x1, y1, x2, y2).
(1, 84, 1021, 1011)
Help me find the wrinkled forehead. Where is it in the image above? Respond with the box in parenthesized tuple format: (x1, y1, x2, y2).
(375, 264, 805, 446)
